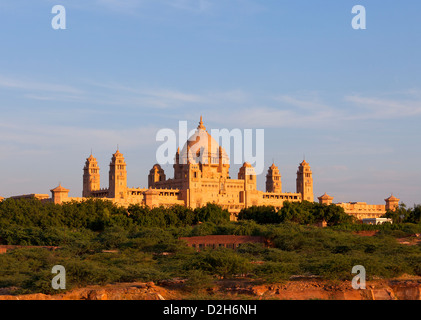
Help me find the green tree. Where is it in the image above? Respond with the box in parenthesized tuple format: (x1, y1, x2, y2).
(186, 248, 251, 279)
(193, 203, 231, 224)
(238, 206, 280, 224)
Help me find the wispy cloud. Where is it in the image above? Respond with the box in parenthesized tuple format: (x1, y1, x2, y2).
(92, 0, 264, 16)
(3, 73, 421, 129)
(345, 94, 421, 120)
(201, 89, 421, 130)
(80, 81, 252, 109)
(213, 93, 340, 128)
(0, 75, 83, 95)
(94, 0, 145, 11)
(163, 0, 212, 13)
(94, 0, 213, 14)
(85, 81, 206, 108)
(0, 75, 206, 108)
(0, 120, 159, 157)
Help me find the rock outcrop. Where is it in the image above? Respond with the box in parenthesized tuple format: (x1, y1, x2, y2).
(0, 282, 177, 300)
(0, 279, 420, 300)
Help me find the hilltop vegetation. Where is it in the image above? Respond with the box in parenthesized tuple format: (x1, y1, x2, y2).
(0, 198, 420, 295)
(237, 201, 354, 225)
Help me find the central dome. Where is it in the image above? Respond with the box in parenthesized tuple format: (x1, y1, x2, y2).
(179, 116, 229, 165)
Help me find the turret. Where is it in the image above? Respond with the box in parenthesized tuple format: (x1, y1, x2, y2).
(266, 163, 282, 193)
(318, 193, 334, 205)
(175, 147, 180, 165)
(83, 153, 100, 197)
(238, 162, 257, 191)
(148, 164, 166, 188)
(108, 149, 127, 199)
(297, 159, 314, 202)
(385, 194, 400, 211)
(51, 184, 70, 205)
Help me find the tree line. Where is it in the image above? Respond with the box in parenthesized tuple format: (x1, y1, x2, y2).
(384, 203, 421, 224)
(0, 198, 230, 232)
(237, 201, 355, 226)
(1, 198, 420, 247)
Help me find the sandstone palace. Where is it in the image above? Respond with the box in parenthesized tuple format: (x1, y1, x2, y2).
(3, 117, 400, 221)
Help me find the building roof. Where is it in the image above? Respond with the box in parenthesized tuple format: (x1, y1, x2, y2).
(318, 193, 334, 200)
(300, 159, 309, 166)
(87, 154, 96, 161)
(85, 154, 98, 168)
(197, 115, 206, 130)
(179, 116, 229, 165)
(10, 194, 50, 200)
(152, 164, 163, 170)
(50, 184, 69, 193)
(113, 149, 124, 157)
(242, 162, 253, 168)
(385, 194, 399, 201)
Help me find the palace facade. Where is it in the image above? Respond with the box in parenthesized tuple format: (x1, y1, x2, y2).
(3, 117, 399, 221)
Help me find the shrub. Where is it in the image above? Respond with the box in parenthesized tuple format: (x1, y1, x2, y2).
(183, 270, 214, 293)
(253, 261, 301, 282)
(185, 248, 252, 279)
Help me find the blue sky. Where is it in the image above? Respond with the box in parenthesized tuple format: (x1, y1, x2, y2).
(0, 0, 420, 206)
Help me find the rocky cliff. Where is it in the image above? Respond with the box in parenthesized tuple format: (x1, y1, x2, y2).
(0, 278, 420, 300)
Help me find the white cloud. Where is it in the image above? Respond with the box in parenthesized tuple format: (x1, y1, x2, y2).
(3, 73, 421, 129)
(345, 94, 421, 120)
(0, 75, 83, 95)
(93, 0, 212, 14)
(163, 0, 212, 13)
(94, 0, 144, 11)
(211, 93, 340, 129)
(0, 121, 159, 154)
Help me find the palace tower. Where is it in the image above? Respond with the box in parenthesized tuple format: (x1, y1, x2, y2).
(108, 149, 127, 199)
(83, 154, 100, 197)
(266, 163, 282, 193)
(296, 159, 314, 202)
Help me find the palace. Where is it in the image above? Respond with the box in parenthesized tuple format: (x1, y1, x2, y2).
(2, 117, 399, 221)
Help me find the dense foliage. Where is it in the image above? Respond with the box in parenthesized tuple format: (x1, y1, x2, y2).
(237, 201, 355, 226)
(384, 203, 421, 224)
(0, 199, 230, 245)
(0, 199, 420, 295)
